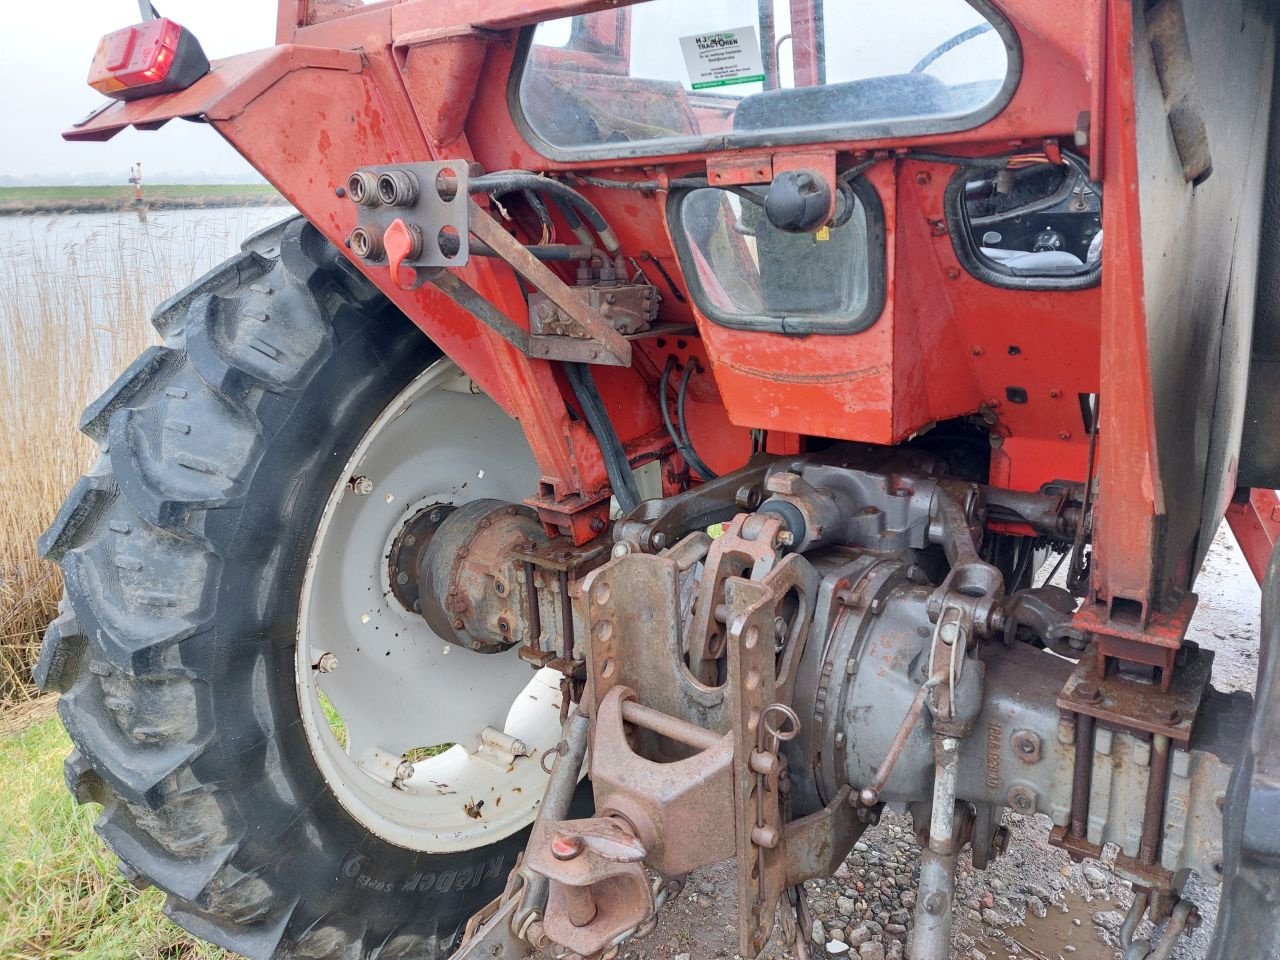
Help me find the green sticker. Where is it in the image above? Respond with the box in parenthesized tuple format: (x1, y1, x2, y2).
(680, 26, 765, 91)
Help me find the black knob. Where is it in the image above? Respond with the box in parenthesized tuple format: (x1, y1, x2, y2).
(764, 169, 832, 233)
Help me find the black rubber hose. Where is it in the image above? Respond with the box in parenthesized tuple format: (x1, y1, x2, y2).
(470, 241, 606, 263)
(658, 357, 697, 478)
(563, 362, 641, 513)
(471, 172, 620, 252)
(675, 359, 718, 480)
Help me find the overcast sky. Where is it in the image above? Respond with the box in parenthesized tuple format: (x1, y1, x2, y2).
(0, 1, 276, 182)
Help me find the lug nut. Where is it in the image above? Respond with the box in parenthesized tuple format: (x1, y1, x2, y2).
(315, 653, 339, 673)
(350, 475, 374, 496)
(395, 761, 415, 781)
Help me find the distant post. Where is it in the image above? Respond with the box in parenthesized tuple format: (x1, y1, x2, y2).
(128, 162, 144, 205)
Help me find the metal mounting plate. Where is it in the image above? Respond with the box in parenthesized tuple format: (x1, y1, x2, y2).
(351, 160, 470, 268)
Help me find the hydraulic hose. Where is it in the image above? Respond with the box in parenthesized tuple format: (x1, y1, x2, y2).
(471, 171, 620, 252)
(563, 362, 641, 514)
(659, 357, 717, 481)
(677, 361, 718, 480)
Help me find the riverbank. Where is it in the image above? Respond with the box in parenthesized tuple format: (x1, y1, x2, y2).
(0, 183, 287, 216)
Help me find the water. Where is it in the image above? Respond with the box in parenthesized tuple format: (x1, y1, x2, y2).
(0, 205, 295, 325)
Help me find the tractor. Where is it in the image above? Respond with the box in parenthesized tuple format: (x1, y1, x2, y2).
(41, 0, 1280, 957)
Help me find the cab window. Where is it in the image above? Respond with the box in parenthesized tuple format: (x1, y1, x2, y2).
(515, 0, 1016, 159)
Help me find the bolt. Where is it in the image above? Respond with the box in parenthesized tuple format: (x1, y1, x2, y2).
(335, 185, 347, 198)
(551, 834, 585, 860)
(946, 267, 960, 280)
(498, 618, 510, 635)
(396, 761, 415, 781)
(351, 476, 374, 496)
(774, 616, 788, 641)
(651, 532, 667, 549)
(590, 517, 606, 533)
(971, 345, 984, 356)
(397, 571, 409, 585)
(1074, 682, 1103, 704)
(453, 618, 465, 630)
(315, 653, 339, 673)
(1012, 729, 1043, 764)
(915, 170, 932, 186)
(939, 621, 960, 645)
(1008, 786, 1036, 814)
(429, 509, 443, 523)
(776, 530, 795, 547)
(859, 787, 879, 808)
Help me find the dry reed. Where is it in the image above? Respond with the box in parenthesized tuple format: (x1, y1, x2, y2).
(0, 210, 278, 707)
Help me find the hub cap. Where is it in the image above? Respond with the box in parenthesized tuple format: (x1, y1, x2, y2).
(296, 360, 562, 852)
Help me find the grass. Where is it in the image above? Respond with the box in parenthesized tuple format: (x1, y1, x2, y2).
(0, 708, 229, 959)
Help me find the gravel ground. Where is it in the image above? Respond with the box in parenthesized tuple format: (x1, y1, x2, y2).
(608, 527, 1259, 960)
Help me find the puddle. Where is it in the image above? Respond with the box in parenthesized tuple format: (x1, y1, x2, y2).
(976, 889, 1116, 960)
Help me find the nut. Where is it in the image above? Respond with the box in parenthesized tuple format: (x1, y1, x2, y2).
(1074, 681, 1103, 704)
(1012, 729, 1043, 764)
(1008, 785, 1036, 814)
(315, 652, 339, 673)
(350, 476, 374, 496)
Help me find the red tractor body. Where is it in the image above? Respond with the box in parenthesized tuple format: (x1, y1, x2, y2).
(54, 3, 1280, 957)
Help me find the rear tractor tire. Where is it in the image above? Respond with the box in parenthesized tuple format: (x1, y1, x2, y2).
(35, 218, 561, 959)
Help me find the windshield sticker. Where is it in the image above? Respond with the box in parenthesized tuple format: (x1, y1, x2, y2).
(679, 26, 765, 90)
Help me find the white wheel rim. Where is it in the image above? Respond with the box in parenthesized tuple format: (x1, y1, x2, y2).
(296, 360, 562, 852)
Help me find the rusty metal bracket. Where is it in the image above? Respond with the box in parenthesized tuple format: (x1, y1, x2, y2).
(1057, 641, 1213, 746)
(590, 685, 736, 877)
(782, 785, 865, 886)
(582, 551, 735, 736)
(523, 814, 652, 958)
(468, 204, 632, 367)
(687, 512, 786, 685)
(725, 553, 820, 958)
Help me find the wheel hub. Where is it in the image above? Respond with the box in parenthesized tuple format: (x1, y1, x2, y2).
(386, 502, 454, 613)
(295, 361, 564, 853)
